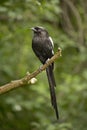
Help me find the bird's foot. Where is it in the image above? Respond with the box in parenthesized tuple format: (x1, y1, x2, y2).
(45, 58, 50, 65)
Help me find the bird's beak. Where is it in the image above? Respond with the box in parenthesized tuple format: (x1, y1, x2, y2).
(31, 27, 37, 32)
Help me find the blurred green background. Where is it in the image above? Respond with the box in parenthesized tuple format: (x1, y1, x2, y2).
(0, 0, 87, 130)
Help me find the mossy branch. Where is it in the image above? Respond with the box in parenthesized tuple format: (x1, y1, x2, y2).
(0, 48, 62, 95)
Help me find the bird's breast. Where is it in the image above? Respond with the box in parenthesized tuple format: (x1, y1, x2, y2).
(32, 37, 45, 50)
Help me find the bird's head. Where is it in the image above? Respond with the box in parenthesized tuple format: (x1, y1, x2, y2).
(31, 26, 49, 37)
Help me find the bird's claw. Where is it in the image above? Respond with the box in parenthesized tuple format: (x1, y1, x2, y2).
(45, 58, 50, 65)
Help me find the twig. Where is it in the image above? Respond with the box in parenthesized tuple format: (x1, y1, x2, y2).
(0, 48, 62, 95)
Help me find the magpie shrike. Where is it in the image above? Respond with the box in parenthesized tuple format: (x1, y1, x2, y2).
(31, 26, 59, 119)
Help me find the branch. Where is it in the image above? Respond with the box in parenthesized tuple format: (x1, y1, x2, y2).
(0, 48, 62, 95)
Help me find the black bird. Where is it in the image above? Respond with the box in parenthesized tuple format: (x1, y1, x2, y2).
(31, 26, 59, 119)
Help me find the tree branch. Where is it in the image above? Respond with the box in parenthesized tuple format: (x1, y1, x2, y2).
(0, 48, 62, 95)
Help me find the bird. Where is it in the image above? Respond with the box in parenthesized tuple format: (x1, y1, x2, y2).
(31, 26, 59, 120)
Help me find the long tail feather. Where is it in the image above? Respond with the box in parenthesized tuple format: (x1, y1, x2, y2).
(46, 65, 59, 119)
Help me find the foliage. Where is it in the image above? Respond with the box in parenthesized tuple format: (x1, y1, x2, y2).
(0, 0, 87, 130)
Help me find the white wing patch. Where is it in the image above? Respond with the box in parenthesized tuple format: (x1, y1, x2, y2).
(49, 36, 54, 48)
(49, 36, 54, 55)
(52, 50, 54, 55)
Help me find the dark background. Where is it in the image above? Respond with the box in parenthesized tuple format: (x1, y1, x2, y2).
(0, 0, 87, 130)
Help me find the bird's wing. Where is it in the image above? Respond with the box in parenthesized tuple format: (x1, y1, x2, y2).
(49, 36, 54, 48)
